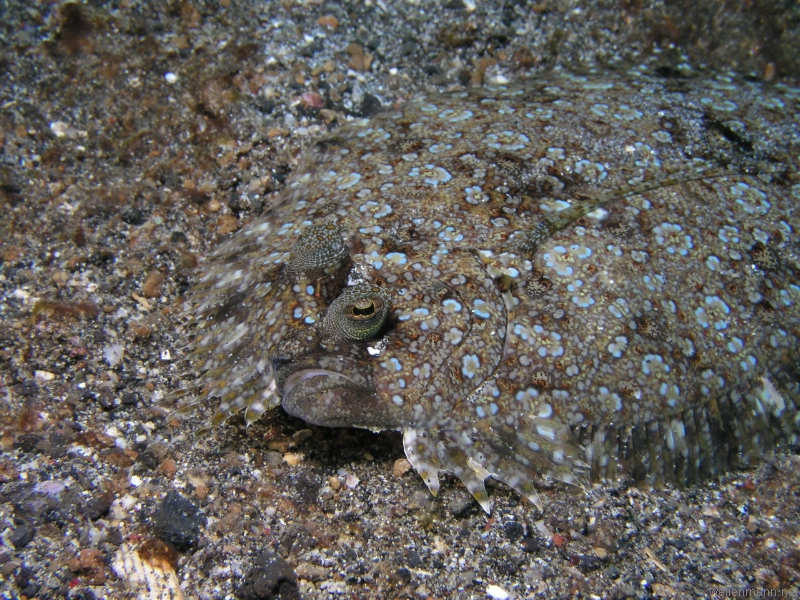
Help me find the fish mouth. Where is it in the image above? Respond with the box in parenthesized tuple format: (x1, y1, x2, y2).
(282, 367, 354, 397)
(275, 354, 382, 429)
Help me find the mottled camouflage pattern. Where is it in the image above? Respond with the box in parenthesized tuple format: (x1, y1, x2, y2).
(179, 71, 800, 512)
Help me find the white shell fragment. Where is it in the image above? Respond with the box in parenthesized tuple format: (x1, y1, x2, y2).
(113, 543, 184, 600)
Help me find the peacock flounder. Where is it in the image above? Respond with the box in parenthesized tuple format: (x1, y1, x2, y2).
(179, 71, 800, 512)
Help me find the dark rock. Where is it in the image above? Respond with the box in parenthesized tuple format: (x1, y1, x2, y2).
(342, 545, 358, 562)
(10, 520, 35, 549)
(11, 487, 57, 519)
(281, 470, 320, 505)
(121, 391, 139, 406)
(79, 490, 114, 521)
(89, 249, 115, 265)
(575, 553, 603, 573)
(46, 431, 72, 457)
(106, 528, 124, 546)
(15, 564, 35, 591)
(359, 93, 383, 117)
(96, 388, 116, 410)
(236, 550, 300, 600)
(151, 491, 203, 551)
(521, 535, 542, 553)
(278, 523, 317, 556)
(407, 550, 423, 568)
(121, 205, 149, 225)
(69, 590, 98, 600)
(42, 489, 79, 526)
(20, 379, 39, 397)
(170, 231, 188, 244)
(605, 565, 621, 579)
(14, 433, 42, 453)
(14, 565, 41, 598)
(135, 447, 160, 472)
(254, 98, 276, 115)
(504, 520, 525, 542)
(389, 567, 413, 584)
(496, 560, 519, 576)
(1, 560, 17, 578)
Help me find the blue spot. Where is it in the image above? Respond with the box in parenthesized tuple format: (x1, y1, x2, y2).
(386, 252, 408, 265)
(572, 295, 595, 307)
(473, 299, 491, 319)
(390, 357, 402, 371)
(449, 110, 473, 122)
(443, 299, 462, 312)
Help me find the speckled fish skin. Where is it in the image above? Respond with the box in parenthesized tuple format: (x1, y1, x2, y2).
(182, 71, 800, 512)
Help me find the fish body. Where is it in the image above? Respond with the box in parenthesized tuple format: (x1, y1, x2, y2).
(183, 72, 800, 511)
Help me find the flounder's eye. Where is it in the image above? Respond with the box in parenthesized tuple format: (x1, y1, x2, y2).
(324, 284, 391, 341)
(288, 222, 348, 274)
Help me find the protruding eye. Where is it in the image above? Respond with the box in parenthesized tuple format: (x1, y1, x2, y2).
(324, 284, 391, 341)
(288, 222, 348, 274)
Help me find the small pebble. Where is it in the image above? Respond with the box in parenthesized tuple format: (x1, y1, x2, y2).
(282, 452, 304, 466)
(486, 584, 510, 600)
(393, 458, 412, 477)
(151, 491, 203, 551)
(504, 521, 525, 543)
(142, 270, 165, 298)
(159, 458, 178, 478)
(104, 344, 125, 367)
(10, 522, 35, 549)
(237, 550, 299, 600)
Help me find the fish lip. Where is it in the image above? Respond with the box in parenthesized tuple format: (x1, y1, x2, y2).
(274, 354, 373, 398)
(275, 354, 380, 428)
(281, 366, 358, 398)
